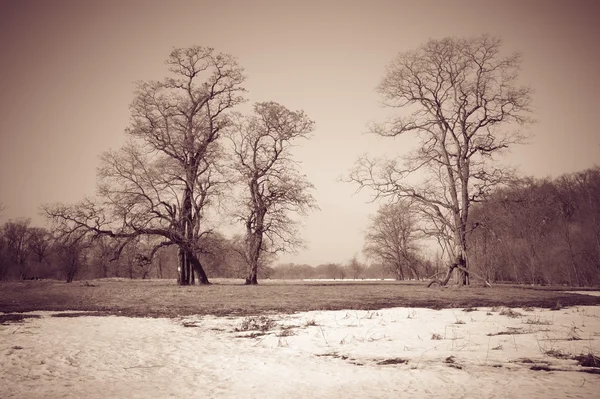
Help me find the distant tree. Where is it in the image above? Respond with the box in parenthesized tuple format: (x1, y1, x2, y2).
(2, 219, 31, 279)
(44, 46, 245, 285)
(28, 227, 52, 264)
(347, 256, 365, 279)
(87, 236, 116, 279)
(0, 228, 8, 280)
(315, 263, 345, 280)
(54, 236, 88, 283)
(363, 202, 421, 280)
(271, 263, 317, 279)
(349, 35, 533, 286)
(228, 102, 317, 284)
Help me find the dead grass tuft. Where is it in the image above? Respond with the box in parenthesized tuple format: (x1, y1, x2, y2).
(236, 315, 277, 332)
(304, 318, 318, 327)
(0, 313, 40, 324)
(573, 353, 600, 368)
(500, 308, 522, 318)
(377, 358, 408, 365)
(543, 349, 570, 359)
(524, 315, 553, 325)
(530, 365, 552, 371)
(277, 327, 296, 337)
(486, 327, 527, 336)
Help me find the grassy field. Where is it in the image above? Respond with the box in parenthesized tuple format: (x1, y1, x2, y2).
(1, 278, 599, 318)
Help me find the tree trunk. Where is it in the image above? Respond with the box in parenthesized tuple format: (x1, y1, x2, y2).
(457, 255, 469, 285)
(245, 227, 263, 285)
(245, 270, 258, 285)
(189, 253, 209, 284)
(178, 247, 187, 285)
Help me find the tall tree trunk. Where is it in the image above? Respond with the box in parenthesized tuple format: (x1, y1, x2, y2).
(245, 232, 261, 285)
(245, 209, 265, 285)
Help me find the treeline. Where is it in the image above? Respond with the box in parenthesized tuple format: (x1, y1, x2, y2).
(468, 167, 600, 286)
(0, 224, 271, 282)
(0, 216, 442, 282)
(270, 256, 440, 280)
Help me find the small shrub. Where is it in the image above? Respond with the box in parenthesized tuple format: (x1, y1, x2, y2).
(431, 333, 443, 340)
(304, 318, 318, 327)
(454, 319, 466, 325)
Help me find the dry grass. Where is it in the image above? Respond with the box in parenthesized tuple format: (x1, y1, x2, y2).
(0, 279, 598, 318)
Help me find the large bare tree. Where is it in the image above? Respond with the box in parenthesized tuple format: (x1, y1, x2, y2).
(363, 202, 421, 280)
(45, 46, 245, 285)
(228, 102, 317, 284)
(349, 35, 533, 285)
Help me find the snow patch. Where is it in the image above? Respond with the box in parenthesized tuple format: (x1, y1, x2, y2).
(1, 307, 599, 398)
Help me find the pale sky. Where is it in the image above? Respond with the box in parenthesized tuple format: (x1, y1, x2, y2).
(1, 0, 599, 266)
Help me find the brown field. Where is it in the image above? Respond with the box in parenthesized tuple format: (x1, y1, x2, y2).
(1, 278, 599, 318)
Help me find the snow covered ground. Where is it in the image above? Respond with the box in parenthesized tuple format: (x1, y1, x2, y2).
(2, 305, 599, 399)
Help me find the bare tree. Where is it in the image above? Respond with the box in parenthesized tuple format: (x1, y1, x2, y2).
(2, 219, 31, 279)
(228, 102, 317, 284)
(44, 46, 245, 285)
(349, 35, 533, 285)
(363, 202, 421, 280)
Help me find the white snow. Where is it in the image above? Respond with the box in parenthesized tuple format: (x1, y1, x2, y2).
(1, 306, 599, 398)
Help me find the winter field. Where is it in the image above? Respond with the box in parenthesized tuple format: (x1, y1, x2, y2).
(1, 280, 600, 398)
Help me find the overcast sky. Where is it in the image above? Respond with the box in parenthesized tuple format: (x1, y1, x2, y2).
(1, 0, 599, 265)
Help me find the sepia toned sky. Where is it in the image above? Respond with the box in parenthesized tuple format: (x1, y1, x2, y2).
(1, 0, 599, 265)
